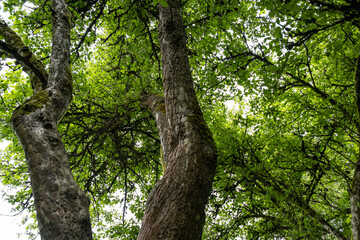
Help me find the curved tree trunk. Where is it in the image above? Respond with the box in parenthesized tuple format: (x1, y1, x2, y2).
(2, 0, 93, 239)
(138, 0, 217, 239)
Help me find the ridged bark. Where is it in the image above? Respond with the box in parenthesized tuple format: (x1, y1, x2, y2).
(5, 0, 93, 239)
(352, 54, 360, 240)
(137, 0, 217, 239)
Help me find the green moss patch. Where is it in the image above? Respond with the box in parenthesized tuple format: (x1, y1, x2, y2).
(12, 90, 49, 118)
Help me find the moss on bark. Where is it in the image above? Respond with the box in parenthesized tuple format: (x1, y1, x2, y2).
(12, 90, 49, 118)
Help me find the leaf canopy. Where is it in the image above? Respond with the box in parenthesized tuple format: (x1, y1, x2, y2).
(0, 0, 359, 239)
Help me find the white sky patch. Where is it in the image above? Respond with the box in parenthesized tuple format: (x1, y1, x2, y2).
(0, 3, 9, 21)
(0, 184, 38, 240)
(1, 140, 35, 240)
(225, 100, 239, 110)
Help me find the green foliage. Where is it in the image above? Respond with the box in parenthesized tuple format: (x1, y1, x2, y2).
(1, 0, 359, 239)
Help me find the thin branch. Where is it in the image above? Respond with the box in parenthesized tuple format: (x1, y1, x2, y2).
(73, 0, 107, 56)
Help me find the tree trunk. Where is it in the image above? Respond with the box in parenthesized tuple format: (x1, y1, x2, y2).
(3, 0, 93, 239)
(352, 54, 360, 240)
(137, 0, 217, 239)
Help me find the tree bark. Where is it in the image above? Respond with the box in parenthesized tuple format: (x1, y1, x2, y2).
(351, 54, 360, 240)
(137, 0, 217, 239)
(3, 0, 93, 239)
(0, 21, 48, 92)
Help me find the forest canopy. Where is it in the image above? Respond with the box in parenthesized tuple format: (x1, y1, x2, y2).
(0, 0, 360, 239)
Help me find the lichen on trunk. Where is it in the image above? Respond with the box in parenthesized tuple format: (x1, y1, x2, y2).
(12, 90, 49, 118)
(9, 0, 93, 239)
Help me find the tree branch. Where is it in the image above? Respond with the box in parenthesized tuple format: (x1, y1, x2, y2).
(0, 20, 48, 91)
(141, 93, 171, 170)
(245, 161, 347, 240)
(72, 0, 107, 56)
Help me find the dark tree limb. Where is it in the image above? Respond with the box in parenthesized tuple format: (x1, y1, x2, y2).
(72, 0, 107, 56)
(238, 151, 347, 240)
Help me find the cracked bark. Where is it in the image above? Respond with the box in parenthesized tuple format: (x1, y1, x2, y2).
(5, 0, 93, 239)
(138, 0, 217, 239)
(352, 54, 360, 240)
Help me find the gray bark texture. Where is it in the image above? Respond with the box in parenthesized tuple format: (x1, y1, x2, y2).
(137, 0, 217, 239)
(352, 54, 360, 240)
(0, 21, 48, 92)
(4, 0, 93, 239)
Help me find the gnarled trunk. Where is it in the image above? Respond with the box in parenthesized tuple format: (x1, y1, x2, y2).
(2, 0, 93, 239)
(138, 0, 217, 239)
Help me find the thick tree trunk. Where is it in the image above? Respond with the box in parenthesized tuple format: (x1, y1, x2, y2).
(137, 0, 217, 239)
(352, 54, 360, 240)
(351, 163, 360, 240)
(3, 0, 93, 239)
